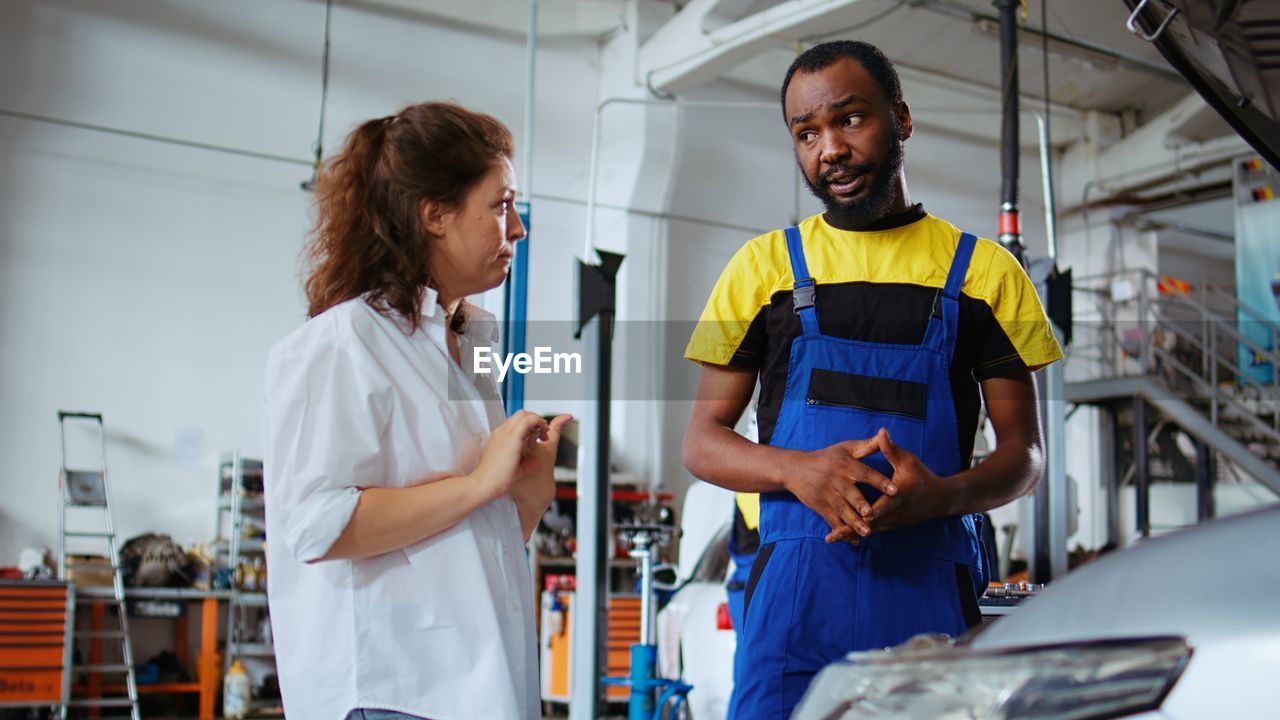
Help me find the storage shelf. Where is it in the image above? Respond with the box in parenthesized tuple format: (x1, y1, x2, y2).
(74, 682, 202, 695)
(218, 496, 265, 511)
(217, 452, 277, 700)
(553, 487, 675, 502)
(232, 642, 274, 657)
(79, 587, 234, 600)
(553, 467, 645, 485)
(140, 682, 200, 694)
(234, 592, 268, 607)
(215, 538, 265, 553)
(538, 558, 638, 569)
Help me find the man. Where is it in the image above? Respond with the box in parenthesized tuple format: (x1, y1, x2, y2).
(682, 41, 1063, 718)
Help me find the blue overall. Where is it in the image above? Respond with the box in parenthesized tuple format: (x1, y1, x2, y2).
(729, 227, 988, 719)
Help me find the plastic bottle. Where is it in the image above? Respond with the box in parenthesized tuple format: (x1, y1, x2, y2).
(223, 658, 251, 719)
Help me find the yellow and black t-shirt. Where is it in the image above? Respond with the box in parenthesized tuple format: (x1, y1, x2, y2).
(685, 207, 1063, 466)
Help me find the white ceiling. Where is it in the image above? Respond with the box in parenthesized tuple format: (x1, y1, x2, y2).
(376, 0, 1209, 147)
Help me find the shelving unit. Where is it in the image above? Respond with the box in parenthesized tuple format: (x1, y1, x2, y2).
(535, 468, 676, 584)
(213, 452, 280, 717)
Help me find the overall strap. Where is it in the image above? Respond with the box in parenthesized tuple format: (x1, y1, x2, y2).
(924, 232, 978, 351)
(943, 232, 978, 301)
(784, 225, 821, 337)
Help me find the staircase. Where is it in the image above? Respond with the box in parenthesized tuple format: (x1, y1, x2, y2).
(1066, 269, 1280, 537)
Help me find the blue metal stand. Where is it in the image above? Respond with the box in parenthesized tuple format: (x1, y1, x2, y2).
(603, 645, 692, 720)
(602, 527, 692, 720)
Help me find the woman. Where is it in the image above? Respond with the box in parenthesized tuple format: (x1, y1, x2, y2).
(263, 102, 570, 720)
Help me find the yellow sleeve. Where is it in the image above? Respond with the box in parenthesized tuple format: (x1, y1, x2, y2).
(684, 234, 779, 367)
(735, 492, 760, 530)
(980, 242, 1065, 372)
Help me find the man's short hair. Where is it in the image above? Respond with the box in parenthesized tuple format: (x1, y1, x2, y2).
(780, 40, 904, 119)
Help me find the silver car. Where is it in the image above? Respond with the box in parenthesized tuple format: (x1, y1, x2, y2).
(795, 505, 1280, 719)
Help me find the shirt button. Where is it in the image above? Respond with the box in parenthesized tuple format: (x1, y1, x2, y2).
(510, 601, 521, 614)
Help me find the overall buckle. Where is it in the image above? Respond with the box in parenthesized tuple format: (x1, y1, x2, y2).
(793, 281, 816, 313)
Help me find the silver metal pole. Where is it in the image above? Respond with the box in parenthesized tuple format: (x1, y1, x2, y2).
(636, 532, 654, 645)
(1034, 111, 1069, 580)
(1035, 113, 1058, 260)
(522, 0, 536, 195)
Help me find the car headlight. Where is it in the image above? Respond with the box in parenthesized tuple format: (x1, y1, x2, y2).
(794, 636, 1191, 720)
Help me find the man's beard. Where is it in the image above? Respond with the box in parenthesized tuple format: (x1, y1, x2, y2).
(803, 129, 905, 229)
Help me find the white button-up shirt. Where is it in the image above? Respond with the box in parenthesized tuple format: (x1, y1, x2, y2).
(263, 290, 537, 720)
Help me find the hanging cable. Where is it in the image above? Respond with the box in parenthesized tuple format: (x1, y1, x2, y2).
(995, 0, 1025, 264)
(302, 0, 335, 191)
(0, 107, 312, 166)
(1042, 0, 1054, 257)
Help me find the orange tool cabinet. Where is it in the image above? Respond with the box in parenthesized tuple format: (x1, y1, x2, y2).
(540, 591, 642, 703)
(0, 580, 74, 710)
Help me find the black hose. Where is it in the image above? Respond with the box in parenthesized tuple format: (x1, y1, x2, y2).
(995, 0, 1023, 256)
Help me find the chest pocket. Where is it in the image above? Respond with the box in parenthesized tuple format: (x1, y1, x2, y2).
(806, 369, 926, 419)
(804, 368, 928, 459)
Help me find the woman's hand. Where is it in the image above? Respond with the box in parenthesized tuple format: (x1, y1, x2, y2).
(510, 414, 573, 538)
(471, 410, 550, 500)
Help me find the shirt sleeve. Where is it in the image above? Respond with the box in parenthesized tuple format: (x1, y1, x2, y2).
(263, 320, 391, 563)
(971, 242, 1065, 379)
(685, 237, 775, 368)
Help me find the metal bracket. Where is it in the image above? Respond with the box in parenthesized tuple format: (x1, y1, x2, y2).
(1127, 0, 1180, 43)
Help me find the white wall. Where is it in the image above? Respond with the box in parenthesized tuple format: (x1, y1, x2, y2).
(0, 0, 599, 562)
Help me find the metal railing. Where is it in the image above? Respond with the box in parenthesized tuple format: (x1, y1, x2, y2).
(1070, 268, 1280, 453)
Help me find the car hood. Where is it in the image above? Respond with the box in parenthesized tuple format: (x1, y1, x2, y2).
(972, 505, 1280, 649)
(1124, 0, 1280, 168)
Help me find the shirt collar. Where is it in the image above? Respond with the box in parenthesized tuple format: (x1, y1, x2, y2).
(463, 302, 500, 343)
(419, 287, 499, 343)
(419, 286, 440, 319)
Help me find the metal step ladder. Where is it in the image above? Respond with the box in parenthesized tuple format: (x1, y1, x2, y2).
(57, 411, 141, 720)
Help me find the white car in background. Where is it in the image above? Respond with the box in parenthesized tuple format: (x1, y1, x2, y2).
(656, 482, 738, 720)
(796, 504, 1280, 719)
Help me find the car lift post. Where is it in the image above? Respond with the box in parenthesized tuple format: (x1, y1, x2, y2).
(570, 249, 624, 720)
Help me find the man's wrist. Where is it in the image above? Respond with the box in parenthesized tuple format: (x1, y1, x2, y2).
(773, 450, 802, 493)
(935, 472, 965, 518)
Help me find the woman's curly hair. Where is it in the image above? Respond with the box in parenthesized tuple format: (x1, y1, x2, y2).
(304, 102, 513, 332)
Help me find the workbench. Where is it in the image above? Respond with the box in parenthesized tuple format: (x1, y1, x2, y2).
(78, 587, 233, 720)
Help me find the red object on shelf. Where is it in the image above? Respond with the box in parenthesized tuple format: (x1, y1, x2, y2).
(553, 487, 674, 503)
(544, 574, 577, 592)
